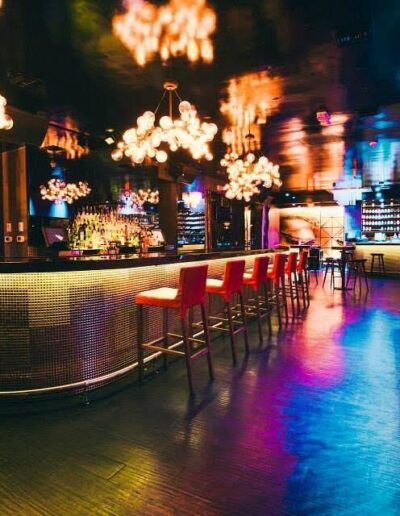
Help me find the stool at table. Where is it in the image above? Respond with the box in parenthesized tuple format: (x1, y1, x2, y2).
(285, 252, 301, 318)
(297, 250, 310, 309)
(323, 257, 341, 289)
(267, 253, 289, 327)
(370, 253, 385, 274)
(347, 259, 369, 293)
(206, 260, 248, 365)
(136, 264, 213, 393)
(243, 255, 271, 344)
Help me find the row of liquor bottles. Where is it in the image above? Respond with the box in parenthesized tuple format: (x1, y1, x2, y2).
(362, 199, 400, 234)
(67, 206, 161, 250)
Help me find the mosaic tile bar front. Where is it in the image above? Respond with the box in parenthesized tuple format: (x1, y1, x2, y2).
(0, 253, 272, 395)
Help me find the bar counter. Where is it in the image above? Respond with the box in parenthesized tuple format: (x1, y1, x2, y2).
(355, 242, 400, 275)
(0, 249, 272, 399)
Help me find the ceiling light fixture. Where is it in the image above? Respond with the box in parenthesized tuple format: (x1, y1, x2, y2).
(40, 179, 91, 205)
(113, 0, 216, 67)
(111, 81, 217, 165)
(221, 122, 281, 203)
(0, 94, 13, 130)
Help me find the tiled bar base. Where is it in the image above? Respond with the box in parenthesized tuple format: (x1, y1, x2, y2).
(0, 251, 272, 397)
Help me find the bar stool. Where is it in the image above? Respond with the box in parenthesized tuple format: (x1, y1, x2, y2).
(267, 253, 288, 327)
(347, 258, 369, 293)
(206, 260, 248, 365)
(370, 253, 385, 274)
(242, 255, 272, 344)
(136, 264, 213, 393)
(285, 252, 301, 318)
(323, 257, 341, 288)
(297, 250, 310, 309)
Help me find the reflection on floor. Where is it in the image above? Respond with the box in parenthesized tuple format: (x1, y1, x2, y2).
(1, 277, 400, 515)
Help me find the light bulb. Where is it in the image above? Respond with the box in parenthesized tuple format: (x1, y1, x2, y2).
(156, 150, 168, 163)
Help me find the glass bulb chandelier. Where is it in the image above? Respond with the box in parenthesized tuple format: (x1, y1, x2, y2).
(113, 0, 216, 67)
(0, 94, 14, 131)
(221, 131, 282, 203)
(112, 81, 217, 165)
(133, 188, 159, 206)
(40, 179, 91, 205)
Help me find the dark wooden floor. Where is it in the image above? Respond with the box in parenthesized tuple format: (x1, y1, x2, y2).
(1, 277, 400, 515)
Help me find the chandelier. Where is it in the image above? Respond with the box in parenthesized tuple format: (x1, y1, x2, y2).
(111, 81, 217, 165)
(40, 179, 91, 205)
(133, 188, 159, 206)
(220, 71, 282, 155)
(0, 94, 13, 131)
(113, 0, 216, 67)
(221, 133, 282, 203)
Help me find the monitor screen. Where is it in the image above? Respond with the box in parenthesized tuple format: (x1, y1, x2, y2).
(42, 227, 68, 247)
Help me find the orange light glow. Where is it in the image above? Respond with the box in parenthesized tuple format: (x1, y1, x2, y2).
(113, 0, 216, 67)
(220, 71, 282, 154)
(41, 117, 89, 160)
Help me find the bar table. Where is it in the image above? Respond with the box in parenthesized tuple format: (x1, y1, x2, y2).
(331, 245, 355, 291)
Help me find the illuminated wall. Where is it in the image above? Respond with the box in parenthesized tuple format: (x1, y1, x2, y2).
(279, 206, 345, 251)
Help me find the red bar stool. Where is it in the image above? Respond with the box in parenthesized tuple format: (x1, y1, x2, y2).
(243, 255, 272, 344)
(297, 250, 310, 309)
(285, 252, 301, 318)
(267, 253, 288, 327)
(206, 259, 248, 365)
(136, 264, 213, 393)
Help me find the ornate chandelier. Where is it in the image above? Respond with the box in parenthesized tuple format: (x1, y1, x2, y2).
(0, 94, 14, 131)
(113, 0, 216, 67)
(40, 179, 91, 205)
(221, 133, 281, 203)
(133, 188, 159, 206)
(111, 81, 217, 165)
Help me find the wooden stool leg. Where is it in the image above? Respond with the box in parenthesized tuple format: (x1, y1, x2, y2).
(263, 282, 273, 335)
(274, 281, 282, 328)
(238, 291, 249, 353)
(226, 301, 237, 365)
(162, 308, 168, 370)
(380, 256, 385, 273)
(323, 263, 329, 286)
(254, 290, 263, 345)
(288, 274, 296, 319)
(201, 302, 214, 380)
(281, 276, 289, 321)
(362, 262, 369, 292)
(137, 304, 144, 382)
(370, 255, 375, 273)
(180, 315, 194, 393)
(294, 272, 301, 314)
(300, 271, 307, 309)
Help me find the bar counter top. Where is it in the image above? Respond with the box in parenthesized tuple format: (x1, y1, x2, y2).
(0, 249, 273, 274)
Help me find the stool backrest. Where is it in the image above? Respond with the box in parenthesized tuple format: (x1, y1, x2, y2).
(178, 264, 209, 314)
(251, 255, 270, 286)
(270, 253, 287, 284)
(285, 252, 298, 274)
(297, 250, 308, 273)
(223, 259, 245, 295)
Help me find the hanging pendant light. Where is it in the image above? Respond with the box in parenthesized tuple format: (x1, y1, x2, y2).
(111, 81, 218, 165)
(221, 119, 281, 202)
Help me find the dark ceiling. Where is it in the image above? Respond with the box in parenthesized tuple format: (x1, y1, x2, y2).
(1, 0, 400, 190)
(1, 0, 399, 131)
